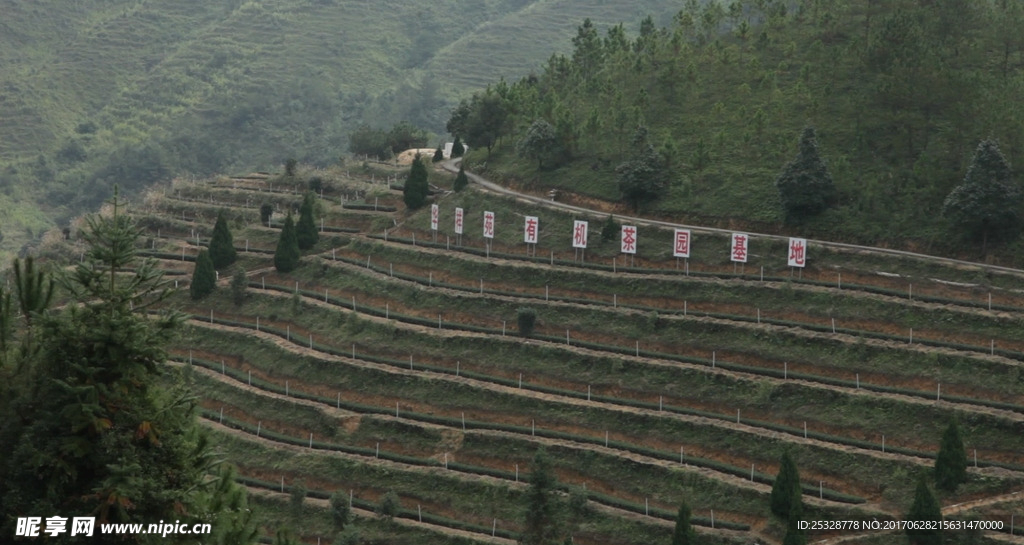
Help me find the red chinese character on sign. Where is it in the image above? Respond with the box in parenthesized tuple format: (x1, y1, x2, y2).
(454, 208, 464, 234)
(430, 204, 439, 230)
(573, 221, 588, 248)
(483, 211, 494, 238)
(621, 225, 636, 254)
(731, 234, 748, 262)
(525, 217, 538, 243)
(674, 230, 690, 257)
(788, 238, 806, 267)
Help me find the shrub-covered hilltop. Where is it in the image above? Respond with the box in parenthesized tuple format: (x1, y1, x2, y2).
(450, 0, 1024, 260)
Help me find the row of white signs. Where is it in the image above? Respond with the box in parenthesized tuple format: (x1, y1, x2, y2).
(430, 204, 808, 267)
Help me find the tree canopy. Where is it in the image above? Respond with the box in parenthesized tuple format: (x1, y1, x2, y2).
(404, 156, 430, 210)
(521, 448, 564, 545)
(943, 139, 1022, 251)
(0, 191, 256, 543)
(190, 249, 217, 300)
(208, 210, 237, 269)
(934, 420, 968, 492)
(770, 451, 802, 520)
(905, 477, 943, 545)
(274, 213, 301, 273)
(296, 192, 319, 250)
(775, 127, 836, 224)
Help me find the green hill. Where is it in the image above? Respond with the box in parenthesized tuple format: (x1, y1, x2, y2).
(453, 0, 1024, 262)
(0, 0, 679, 260)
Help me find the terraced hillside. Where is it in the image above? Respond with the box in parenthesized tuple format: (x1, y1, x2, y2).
(48, 160, 1024, 544)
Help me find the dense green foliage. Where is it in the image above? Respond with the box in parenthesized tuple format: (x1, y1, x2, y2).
(376, 490, 400, 520)
(433, 145, 445, 163)
(0, 0, 677, 260)
(934, 421, 968, 492)
(274, 214, 301, 273)
(517, 119, 563, 170)
(669, 502, 695, 545)
(458, 0, 1024, 256)
(0, 193, 255, 543)
(404, 156, 430, 210)
(191, 249, 217, 300)
(770, 451, 802, 520)
(231, 268, 248, 306)
(453, 163, 469, 192)
(260, 203, 274, 226)
(517, 307, 537, 338)
(942, 139, 1022, 250)
(348, 121, 430, 159)
(330, 490, 352, 532)
(451, 136, 466, 158)
(775, 127, 836, 224)
(905, 477, 943, 545)
(521, 449, 564, 545)
(296, 193, 319, 250)
(209, 211, 237, 269)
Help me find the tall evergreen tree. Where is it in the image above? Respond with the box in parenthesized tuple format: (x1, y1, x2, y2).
(522, 449, 563, 545)
(905, 477, 943, 545)
(670, 501, 695, 545)
(770, 451, 803, 520)
(775, 127, 836, 224)
(0, 191, 256, 543)
(432, 145, 444, 162)
(190, 249, 217, 300)
(296, 192, 319, 250)
(208, 210, 237, 269)
(451, 136, 465, 158)
(943, 139, 1022, 251)
(454, 163, 469, 192)
(934, 420, 968, 491)
(260, 203, 274, 226)
(781, 513, 807, 545)
(404, 156, 430, 210)
(274, 213, 301, 273)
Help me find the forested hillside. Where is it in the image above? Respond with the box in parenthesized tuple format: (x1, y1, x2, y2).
(0, 0, 679, 259)
(453, 0, 1024, 259)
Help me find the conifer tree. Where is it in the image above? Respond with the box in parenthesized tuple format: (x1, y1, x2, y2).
(260, 203, 274, 226)
(522, 448, 563, 545)
(432, 145, 444, 162)
(208, 210, 237, 269)
(296, 192, 319, 250)
(934, 420, 968, 492)
(782, 513, 807, 545)
(274, 213, 301, 273)
(905, 477, 943, 545)
(451, 136, 465, 158)
(453, 163, 469, 192)
(770, 451, 803, 520)
(670, 501, 696, 545)
(230, 268, 248, 306)
(0, 190, 256, 542)
(403, 156, 430, 210)
(190, 249, 216, 300)
(775, 127, 836, 224)
(943, 139, 1022, 251)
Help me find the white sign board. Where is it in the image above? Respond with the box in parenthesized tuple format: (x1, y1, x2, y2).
(673, 229, 691, 258)
(524, 216, 539, 244)
(443, 142, 453, 158)
(730, 233, 749, 263)
(454, 207, 464, 235)
(788, 237, 807, 268)
(483, 211, 495, 239)
(430, 204, 439, 231)
(572, 220, 588, 249)
(620, 225, 637, 254)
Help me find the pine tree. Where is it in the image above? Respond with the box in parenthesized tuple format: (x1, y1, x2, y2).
(231, 268, 248, 306)
(274, 213, 301, 273)
(432, 145, 444, 162)
(775, 127, 836, 224)
(296, 192, 319, 250)
(522, 449, 563, 545)
(670, 501, 695, 545)
(451, 136, 465, 157)
(453, 163, 469, 192)
(770, 451, 803, 520)
(404, 156, 430, 210)
(190, 249, 217, 300)
(0, 190, 256, 543)
(781, 513, 807, 545)
(943, 139, 1022, 251)
(905, 477, 943, 545)
(208, 210, 237, 269)
(934, 420, 968, 491)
